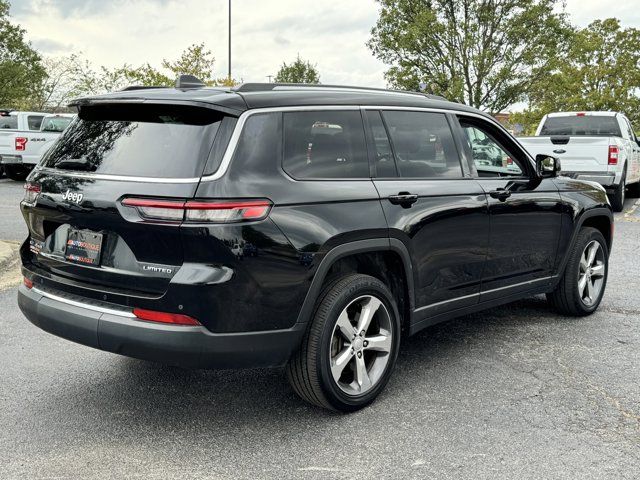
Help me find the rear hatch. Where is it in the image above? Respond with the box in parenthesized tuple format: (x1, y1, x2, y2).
(21, 102, 229, 299)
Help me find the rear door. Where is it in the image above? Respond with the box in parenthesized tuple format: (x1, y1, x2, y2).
(455, 114, 563, 300)
(21, 103, 228, 299)
(365, 108, 489, 323)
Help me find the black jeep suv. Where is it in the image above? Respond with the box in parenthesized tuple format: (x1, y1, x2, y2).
(18, 79, 613, 411)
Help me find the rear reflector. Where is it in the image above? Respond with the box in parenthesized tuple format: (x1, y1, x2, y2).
(23, 277, 33, 289)
(576, 112, 586, 117)
(121, 198, 272, 223)
(133, 308, 201, 326)
(608, 145, 619, 165)
(15, 137, 27, 151)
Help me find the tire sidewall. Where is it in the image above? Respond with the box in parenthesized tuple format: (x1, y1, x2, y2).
(315, 277, 401, 411)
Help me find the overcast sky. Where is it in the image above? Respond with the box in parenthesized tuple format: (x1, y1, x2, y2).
(10, 0, 640, 89)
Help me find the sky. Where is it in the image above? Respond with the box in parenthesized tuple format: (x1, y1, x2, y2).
(9, 0, 640, 89)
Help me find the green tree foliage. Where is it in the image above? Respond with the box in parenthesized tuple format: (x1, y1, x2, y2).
(368, 0, 570, 114)
(274, 55, 320, 84)
(0, 0, 46, 108)
(513, 18, 640, 134)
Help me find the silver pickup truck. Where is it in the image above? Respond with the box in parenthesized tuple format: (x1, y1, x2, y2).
(518, 111, 640, 211)
(0, 111, 74, 180)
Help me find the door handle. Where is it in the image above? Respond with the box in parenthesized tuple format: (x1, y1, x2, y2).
(489, 188, 511, 201)
(388, 192, 418, 208)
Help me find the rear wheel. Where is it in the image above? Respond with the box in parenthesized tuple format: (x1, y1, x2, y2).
(547, 227, 608, 316)
(286, 274, 401, 412)
(609, 172, 626, 212)
(4, 165, 28, 181)
(627, 180, 640, 198)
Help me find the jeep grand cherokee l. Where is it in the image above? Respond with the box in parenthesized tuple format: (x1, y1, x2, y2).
(18, 78, 613, 411)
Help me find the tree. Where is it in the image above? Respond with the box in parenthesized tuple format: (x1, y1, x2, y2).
(122, 43, 238, 87)
(274, 55, 320, 84)
(513, 18, 640, 134)
(368, 0, 570, 114)
(0, 0, 46, 108)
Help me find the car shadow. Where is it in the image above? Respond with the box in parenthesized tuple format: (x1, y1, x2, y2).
(25, 296, 582, 435)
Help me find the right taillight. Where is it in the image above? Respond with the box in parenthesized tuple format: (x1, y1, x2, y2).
(608, 145, 619, 165)
(121, 198, 272, 223)
(15, 137, 27, 151)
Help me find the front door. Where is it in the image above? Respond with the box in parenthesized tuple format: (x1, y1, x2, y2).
(364, 109, 489, 322)
(455, 115, 563, 301)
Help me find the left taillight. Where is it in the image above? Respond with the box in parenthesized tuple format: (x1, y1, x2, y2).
(15, 137, 27, 151)
(121, 198, 272, 223)
(23, 182, 40, 204)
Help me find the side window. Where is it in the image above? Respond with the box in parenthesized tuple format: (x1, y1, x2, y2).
(283, 110, 369, 179)
(364, 110, 396, 177)
(27, 115, 44, 130)
(381, 111, 462, 178)
(624, 118, 635, 141)
(459, 120, 524, 177)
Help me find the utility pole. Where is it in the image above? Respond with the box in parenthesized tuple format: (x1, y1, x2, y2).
(267, 75, 273, 83)
(228, 0, 231, 79)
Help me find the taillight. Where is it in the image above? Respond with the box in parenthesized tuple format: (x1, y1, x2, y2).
(23, 182, 40, 204)
(121, 198, 272, 223)
(133, 308, 200, 326)
(15, 137, 27, 151)
(608, 145, 619, 165)
(23, 277, 33, 289)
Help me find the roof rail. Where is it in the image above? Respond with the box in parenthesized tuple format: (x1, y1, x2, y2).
(233, 83, 449, 101)
(175, 74, 206, 90)
(120, 85, 169, 91)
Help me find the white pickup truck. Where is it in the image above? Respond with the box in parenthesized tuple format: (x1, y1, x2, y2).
(518, 111, 640, 211)
(0, 111, 74, 181)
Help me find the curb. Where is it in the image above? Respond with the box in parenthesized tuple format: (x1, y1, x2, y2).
(0, 240, 21, 289)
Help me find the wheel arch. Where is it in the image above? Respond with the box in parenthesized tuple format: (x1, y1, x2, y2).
(556, 207, 613, 279)
(295, 239, 415, 331)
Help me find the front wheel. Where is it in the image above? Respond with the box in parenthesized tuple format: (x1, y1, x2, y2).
(547, 227, 608, 316)
(287, 274, 401, 412)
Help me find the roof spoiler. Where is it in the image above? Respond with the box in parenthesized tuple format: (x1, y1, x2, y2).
(175, 74, 206, 90)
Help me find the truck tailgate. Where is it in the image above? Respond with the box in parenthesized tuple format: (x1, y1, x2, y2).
(519, 136, 611, 171)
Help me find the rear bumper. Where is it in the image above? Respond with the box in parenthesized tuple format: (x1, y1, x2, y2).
(18, 284, 306, 369)
(562, 171, 617, 187)
(0, 155, 22, 165)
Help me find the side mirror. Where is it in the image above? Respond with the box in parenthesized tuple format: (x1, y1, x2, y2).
(536, 154, 560, 178)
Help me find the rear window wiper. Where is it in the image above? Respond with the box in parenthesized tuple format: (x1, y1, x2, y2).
(54, 158, 95, 171)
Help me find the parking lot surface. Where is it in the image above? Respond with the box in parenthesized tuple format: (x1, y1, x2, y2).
(0, 177, 638, 479)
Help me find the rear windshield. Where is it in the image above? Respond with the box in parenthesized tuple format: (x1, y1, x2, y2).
(0, 115, 17, 129)
(539, 115, 621, 137)
(41, 116, 73, 132)
(42, 104, 224, 178)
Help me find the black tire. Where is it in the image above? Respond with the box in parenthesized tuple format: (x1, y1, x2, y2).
(4, 165, 28, 181)
(627, 181, 640, 198)
(286, 274, 401, 412)
(547, 227, 608, 316)
(609, 171, 626, 212)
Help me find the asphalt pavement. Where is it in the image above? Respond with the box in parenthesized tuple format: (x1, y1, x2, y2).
(0, 177, 638, 479)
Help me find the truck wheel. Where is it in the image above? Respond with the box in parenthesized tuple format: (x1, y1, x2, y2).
(627, 181, 640, 198)
(547, 227, 608, 316)
(286, 274, 401, 412)
(609, 173, 625, 212)
(4, 165, 28, 181)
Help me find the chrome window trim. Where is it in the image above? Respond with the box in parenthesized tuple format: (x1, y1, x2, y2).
(33, 103, 533, 183)
(32, 286, 136, 318)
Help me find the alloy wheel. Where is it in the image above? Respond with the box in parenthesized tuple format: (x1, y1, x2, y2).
(578, 240, 606, 306)
(329, 295, 393, 395)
